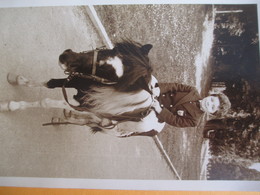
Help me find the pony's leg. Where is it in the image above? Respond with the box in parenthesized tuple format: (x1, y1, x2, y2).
(7, 73, 69, 89)
(63, 109, 114, 127)
(48, 117, 94, 126)
(0, 98, 78, 111)
(7, 73, 91, 89)
(44, 113, 108, 128)
(46, 77, 93, 89)
(7, 73, 48, 87)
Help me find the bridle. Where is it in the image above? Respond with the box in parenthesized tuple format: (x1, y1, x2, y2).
(62, 47, 117, 112)
(63, 47, 118, 85)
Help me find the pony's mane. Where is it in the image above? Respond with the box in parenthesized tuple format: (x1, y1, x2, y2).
(114, 40, 152, 69)
(113, 40, 153, 92)
(80, 85, 152, 116)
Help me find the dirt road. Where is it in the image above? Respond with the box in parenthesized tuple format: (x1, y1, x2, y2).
(0, 6, 176, 180)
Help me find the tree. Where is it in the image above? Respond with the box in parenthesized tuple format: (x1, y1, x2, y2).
(207, 4, 259, 180)
(208, 157, 260, 180)
(207, 115, 259, 160)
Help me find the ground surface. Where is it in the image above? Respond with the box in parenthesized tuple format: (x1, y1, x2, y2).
(0, 6, 177, 180)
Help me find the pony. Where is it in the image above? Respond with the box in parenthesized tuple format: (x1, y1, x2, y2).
(0, 40, 165, 137)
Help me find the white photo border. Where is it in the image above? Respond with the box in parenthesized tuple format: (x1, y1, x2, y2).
(0, 0, 259, 191)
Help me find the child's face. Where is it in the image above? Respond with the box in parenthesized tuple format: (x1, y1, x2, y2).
(201, 96, 220, 114)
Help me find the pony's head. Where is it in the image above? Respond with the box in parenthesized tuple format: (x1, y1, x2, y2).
(59, 40, 153, 92)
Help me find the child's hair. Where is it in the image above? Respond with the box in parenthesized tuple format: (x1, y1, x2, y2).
(211, 93, 231, 118)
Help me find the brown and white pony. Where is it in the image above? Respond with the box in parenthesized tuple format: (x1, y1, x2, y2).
(1, 41, 165, 137)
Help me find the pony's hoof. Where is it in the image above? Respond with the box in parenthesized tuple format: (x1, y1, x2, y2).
(51, 117, 62, 123)
(0, 101, 21, 111)
(0, 101, 10, 111)
(7, 73, 19, 85)
(7, 73, 28, 85)
(63, 109, 72, 119)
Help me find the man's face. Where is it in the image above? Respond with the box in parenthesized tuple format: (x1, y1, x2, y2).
(201, 96, 220, 114)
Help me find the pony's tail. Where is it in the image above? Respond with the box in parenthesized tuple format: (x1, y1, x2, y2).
(90, 126, 103, 134)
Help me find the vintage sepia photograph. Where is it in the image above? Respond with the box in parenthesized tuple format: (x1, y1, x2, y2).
(0, 0, 259, 191)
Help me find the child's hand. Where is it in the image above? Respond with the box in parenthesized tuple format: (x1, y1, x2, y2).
(152, 99, 162, 114)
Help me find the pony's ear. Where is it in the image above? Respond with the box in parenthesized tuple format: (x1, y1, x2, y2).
(141, 44, 153, 55)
